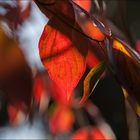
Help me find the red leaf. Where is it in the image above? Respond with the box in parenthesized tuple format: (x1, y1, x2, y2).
(39, 24, 86, 101)
(71, 126, 107, 140)
(33, 72, 74, 106)
(36, 0, 106, 103)
(35, 0, 105, 66)
(33, 73, 49, 104)
(72, 0, 105, 42)
(49, 104, 74, 134)
(86, 47, 100, 68)
(72, 0, 92, 12)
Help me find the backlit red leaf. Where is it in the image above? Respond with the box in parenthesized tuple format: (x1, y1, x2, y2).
(39, 24, 86, 102)
(73, 0, 92, 12)
(35, 0, 107, 104)
(33, 72, 74, 106)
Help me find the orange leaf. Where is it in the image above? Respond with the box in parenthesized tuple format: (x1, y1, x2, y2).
(39, 24, 86, 102)
(73, 0, 92, 12)
(72, 0, 105, 41)
(80, 61, 106, 104)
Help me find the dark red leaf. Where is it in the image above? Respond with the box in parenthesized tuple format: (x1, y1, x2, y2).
(72, 0, 92, 12)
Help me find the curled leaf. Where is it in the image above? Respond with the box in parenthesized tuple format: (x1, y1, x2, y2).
(80, 61, 106, 104)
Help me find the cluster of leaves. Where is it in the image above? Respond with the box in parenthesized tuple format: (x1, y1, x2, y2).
(35, 0, 140, 112)
(34, 0, 140, 138)
(0, 0, 140, 139)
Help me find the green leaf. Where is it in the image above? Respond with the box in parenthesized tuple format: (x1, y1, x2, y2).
(80, 61, 106, 104)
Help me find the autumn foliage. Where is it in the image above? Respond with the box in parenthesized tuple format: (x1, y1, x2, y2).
(0, 0, 140, 139)
(36, 0, 140, 110)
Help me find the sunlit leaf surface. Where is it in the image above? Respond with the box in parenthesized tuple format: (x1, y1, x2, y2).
(39, 24, 86, 101)
(35, 0, 140, 115)
(72, 0, 92, 12)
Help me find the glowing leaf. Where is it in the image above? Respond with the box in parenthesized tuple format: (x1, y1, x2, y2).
(33, 75, 44, 104)
(39, 24, 86, 102)
(73, 0, 92, 12)
(74, 15, 105, 41)
(72, 0, 106, 41)
(113, 39, 132, 58)
(71, 126, 107, 140)
(80, 61, 106, 104)
(35, 0, 105, 42)
(35, 0, 107, 104)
